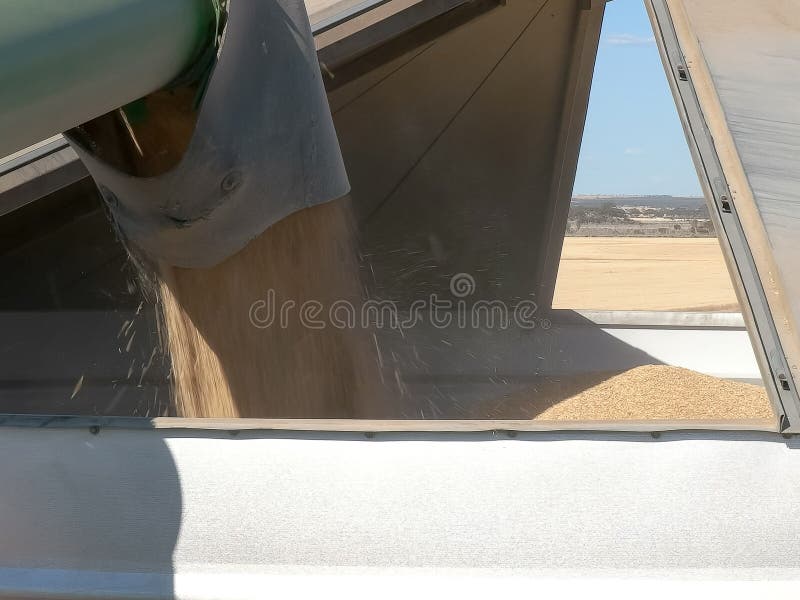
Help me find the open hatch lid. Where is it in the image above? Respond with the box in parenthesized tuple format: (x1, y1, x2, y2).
(648, 0, 800, 430)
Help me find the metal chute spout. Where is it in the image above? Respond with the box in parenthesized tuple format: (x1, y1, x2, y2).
(67, 0, 349, 267)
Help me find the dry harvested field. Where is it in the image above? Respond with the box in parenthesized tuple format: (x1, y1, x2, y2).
(553, 237, 740, 312)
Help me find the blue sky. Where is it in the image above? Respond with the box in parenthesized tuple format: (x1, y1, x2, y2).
(572, 0, 702, 196)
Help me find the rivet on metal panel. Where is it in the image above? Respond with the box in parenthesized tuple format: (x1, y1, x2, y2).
(713, 177, 733, 213)
(169, 215, 195, 229)
(220, 170, 243, 194)
(780, 414, 792, 432)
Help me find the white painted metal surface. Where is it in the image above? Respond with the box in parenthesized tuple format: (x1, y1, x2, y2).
(1, 427, 799, 597)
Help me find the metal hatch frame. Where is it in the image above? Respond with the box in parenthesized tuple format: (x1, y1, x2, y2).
(646, 0, 800, 432)
(0, 0, 786, 434)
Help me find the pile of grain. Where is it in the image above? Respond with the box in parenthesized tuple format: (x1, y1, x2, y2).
(476, 365, 773, 421)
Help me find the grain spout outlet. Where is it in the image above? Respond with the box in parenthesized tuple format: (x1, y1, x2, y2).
(64, 0, 349, 268)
